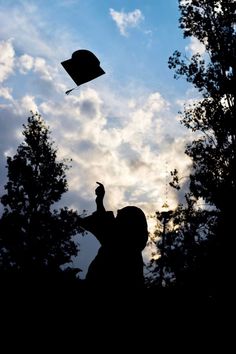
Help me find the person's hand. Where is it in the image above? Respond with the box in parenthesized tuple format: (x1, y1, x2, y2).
(95, 182, 105, 203)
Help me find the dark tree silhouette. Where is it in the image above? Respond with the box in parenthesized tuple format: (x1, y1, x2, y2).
(0, 112, 81, 281)
(168, 0, 236, 212)
(147, 0, 236, 297)
(146, 195, 218, 291)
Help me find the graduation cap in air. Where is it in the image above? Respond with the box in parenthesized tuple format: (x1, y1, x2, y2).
(61, 49, 105, 94)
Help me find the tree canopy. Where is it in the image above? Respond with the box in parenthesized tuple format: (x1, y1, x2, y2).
(147, 0, 236, 295)
(0, 112, 81, 280)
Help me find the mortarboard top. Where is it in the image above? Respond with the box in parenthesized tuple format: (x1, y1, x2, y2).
(61, 49, 105, 94)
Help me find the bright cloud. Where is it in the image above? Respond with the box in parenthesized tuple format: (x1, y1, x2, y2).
(185, 37, 205, 55)
(0, 87, 13, 101)
(34, 57, 54, 81)
(109, 8, 144, 36)
(18, 54, 34, 73)
(19, 95, 38, 114)
(38, 85, 191, 217)
(17, 54, 55, 82)
(0, 39, 15, 83)
(0, 42, 191, 218)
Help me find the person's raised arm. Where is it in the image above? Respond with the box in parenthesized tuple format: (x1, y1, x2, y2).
(76, 182, 114, 244)
(95, 182, 105, 213)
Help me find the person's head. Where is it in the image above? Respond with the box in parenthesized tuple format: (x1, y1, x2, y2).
(115, 206, 148, 251)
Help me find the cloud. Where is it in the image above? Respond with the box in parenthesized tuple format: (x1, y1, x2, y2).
(0, 4, 52, 58)
(0, 1, 79, 61)
(0, 39, 15, 83)
(109, 8, 144, 36)
(0, 87, 13, 101)
(37, 85, 191, 218)
(185, 37, 205, 55)
(17, 54, 55, 82)
(180, 0, 192, 4)
(18, 54, 34, 74)
(0, 56, 192, 277)
(18, 95, 38, 114)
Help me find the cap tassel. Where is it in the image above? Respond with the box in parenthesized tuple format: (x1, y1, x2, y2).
(65, 88, 76, 95)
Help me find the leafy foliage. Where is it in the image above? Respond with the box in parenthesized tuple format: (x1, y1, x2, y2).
(147, 0, 236, 293)
(146, 195, 218, 289)
(0, 112, 81, 277)
(168, 0, 236, 211)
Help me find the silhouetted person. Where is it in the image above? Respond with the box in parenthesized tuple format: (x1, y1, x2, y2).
(79, 182, 148, 290)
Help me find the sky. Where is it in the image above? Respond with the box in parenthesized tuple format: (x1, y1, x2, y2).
(0, 0, 205, 277)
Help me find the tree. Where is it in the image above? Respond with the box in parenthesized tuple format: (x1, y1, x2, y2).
(146, 195, 218, 291)
(0, 112, 81, 280)
(171, 0, 236, 289)
(148, 0, 236, 294)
